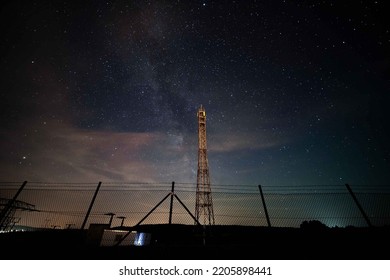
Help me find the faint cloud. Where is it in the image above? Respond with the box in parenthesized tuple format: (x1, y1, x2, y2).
(209, 131, 284, 153)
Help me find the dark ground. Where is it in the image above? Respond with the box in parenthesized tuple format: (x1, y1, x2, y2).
(1, 224, 389, 260)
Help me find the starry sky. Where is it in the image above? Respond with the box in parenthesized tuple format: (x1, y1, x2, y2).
(1, 0, 390, 186)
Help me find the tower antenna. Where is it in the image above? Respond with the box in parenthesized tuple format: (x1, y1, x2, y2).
(195, 105, 215, 225)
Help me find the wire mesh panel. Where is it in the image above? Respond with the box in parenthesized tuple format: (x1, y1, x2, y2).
(86, 182, 174, 227)
(170, 184, 198, 225)
(211, 185, 265, 226)
(3, 182, 101, 230)
(351, 185, 390, 227)
(262, 185, 370, 228)
(1, 181, 390, 231)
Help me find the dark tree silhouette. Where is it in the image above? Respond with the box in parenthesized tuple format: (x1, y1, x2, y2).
(300, 220, 328, 230)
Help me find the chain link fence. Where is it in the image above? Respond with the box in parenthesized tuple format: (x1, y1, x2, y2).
(1, 181, 390, 232)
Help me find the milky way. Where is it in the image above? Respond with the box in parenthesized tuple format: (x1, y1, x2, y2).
(1, 1, 389, 186)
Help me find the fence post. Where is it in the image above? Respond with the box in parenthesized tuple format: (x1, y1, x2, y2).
(169, 181, 175, 224)
(0, 181, 28, 230)
(258, 185, 271, 227)
(345, 183, 372, 227)
(81, 181, 102, 230)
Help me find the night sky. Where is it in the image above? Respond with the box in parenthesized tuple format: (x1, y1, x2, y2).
(1, 0, 390, 186)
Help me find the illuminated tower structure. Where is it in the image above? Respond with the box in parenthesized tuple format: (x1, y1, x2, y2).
(195, 105, 215, 225)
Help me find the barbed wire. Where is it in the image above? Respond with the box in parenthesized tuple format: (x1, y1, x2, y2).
(1, 181, 389, 195)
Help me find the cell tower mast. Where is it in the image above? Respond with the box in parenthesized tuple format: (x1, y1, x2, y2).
(195, 105, 215, 225)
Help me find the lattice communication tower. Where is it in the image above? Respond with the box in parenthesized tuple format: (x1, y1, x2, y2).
(195, 105, 215, 225)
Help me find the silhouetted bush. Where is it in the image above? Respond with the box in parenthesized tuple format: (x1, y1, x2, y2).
(300, 220, 328, 230)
